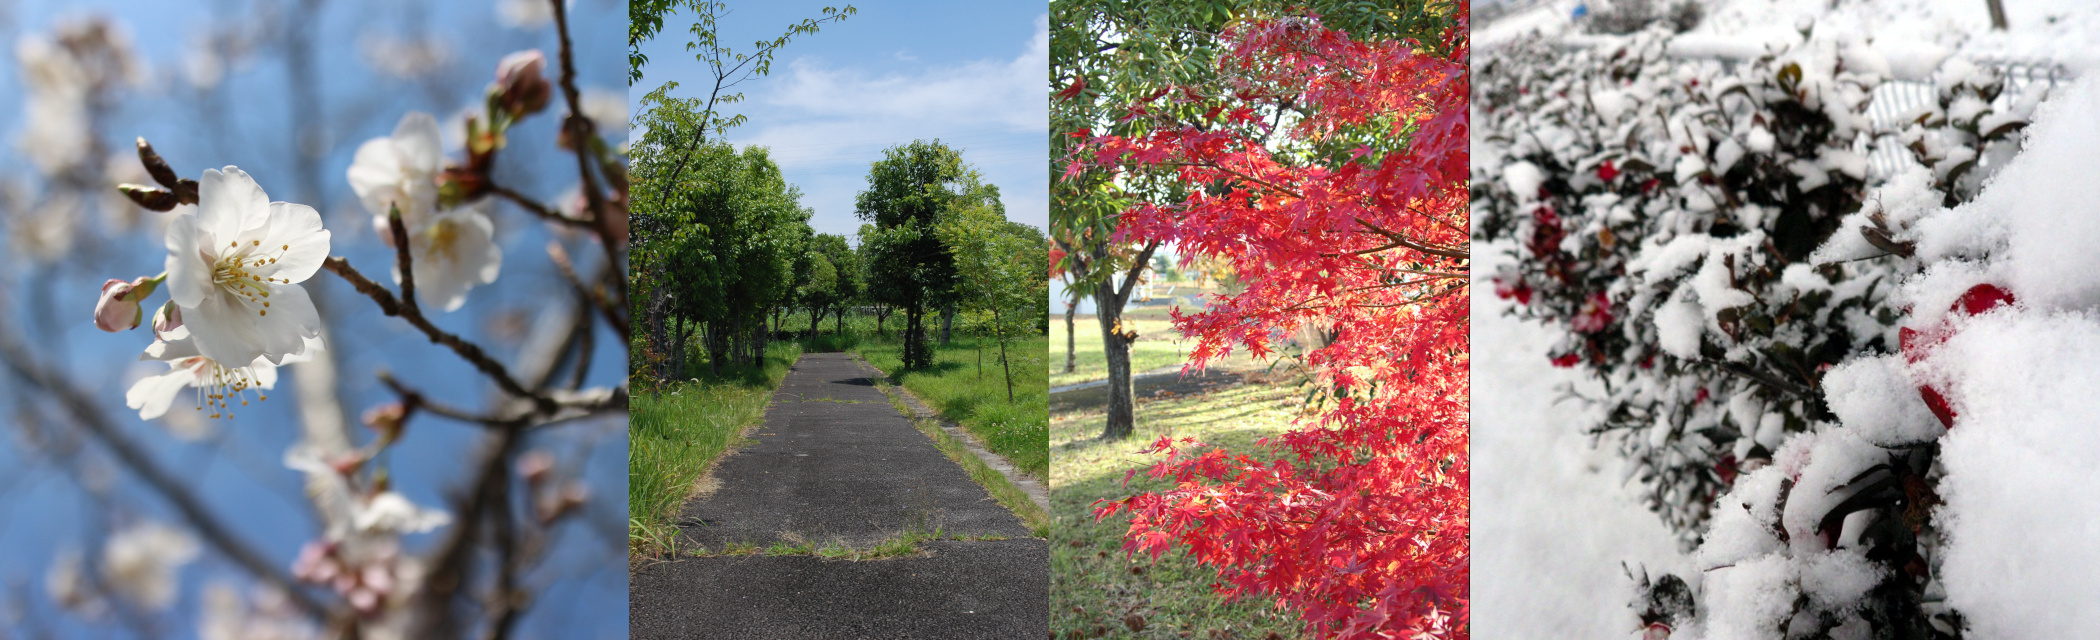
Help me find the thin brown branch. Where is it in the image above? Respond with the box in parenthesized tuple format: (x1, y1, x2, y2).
(321, 250, 554, 414)
(489, 183, 594, 230)
(549, 0, 628, 309)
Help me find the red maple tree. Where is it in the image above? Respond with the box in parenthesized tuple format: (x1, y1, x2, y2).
(1074, 11, 1471, 639)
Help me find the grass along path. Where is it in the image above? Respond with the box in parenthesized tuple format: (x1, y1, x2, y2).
(856, 333, 1048, 480)
(1051, 381, 1308, 639)
(628, 342, 802, 558)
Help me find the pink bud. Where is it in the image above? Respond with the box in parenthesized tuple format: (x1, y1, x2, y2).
(517, 450, 556, 485)
(495, 50, 551, 116)
(362, 403, 408, 443)
(151, 301, 182, 338)
(94, 277, 151, 332)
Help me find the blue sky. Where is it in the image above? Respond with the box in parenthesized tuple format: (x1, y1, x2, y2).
(630, 0, 1050, 241)
(0, 1, 628, 638)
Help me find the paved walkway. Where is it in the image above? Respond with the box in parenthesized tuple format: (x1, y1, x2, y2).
(630, 352, 1047, 639)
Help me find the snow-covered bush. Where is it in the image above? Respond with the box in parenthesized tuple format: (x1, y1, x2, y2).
(1477, 28, 1886, 538)
(1477, 20, 2074, 640)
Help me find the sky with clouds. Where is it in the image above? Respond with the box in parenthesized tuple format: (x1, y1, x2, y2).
(630, 0, 1050, 242)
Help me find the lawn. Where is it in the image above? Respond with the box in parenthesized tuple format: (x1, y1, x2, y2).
(856, 331, 1049, 480)
(1049, 315, 1192, 388)
(1051, 381, 1309, 639)
(628, 341, 801, 558)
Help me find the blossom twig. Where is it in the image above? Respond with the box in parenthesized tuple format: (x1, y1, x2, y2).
(321, 245, 555, 414)
(489, 182, 594, 229)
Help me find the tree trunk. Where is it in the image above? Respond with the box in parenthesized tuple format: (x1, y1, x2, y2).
(995, 307, 1012, 402)
(809, 306, 823, 340)
(939, 305, 955, 345)
(835, 307, 845, 336)
(1987, 0, 2007, 30)
(903, 303, 927, 369)
(875, 305, 889, 336)
(1095, 281, 1137, 440)
(1063, 291, 1078, 374)
(750, 309, 768, 366)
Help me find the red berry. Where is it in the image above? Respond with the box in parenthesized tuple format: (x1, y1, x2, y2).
(1953, 283, 2015, 316)
(1597, 160, 1619, 183)
(1550, 352, 1582, 368)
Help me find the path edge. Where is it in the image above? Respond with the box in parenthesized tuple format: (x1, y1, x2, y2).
(851, 353, 1052, 536)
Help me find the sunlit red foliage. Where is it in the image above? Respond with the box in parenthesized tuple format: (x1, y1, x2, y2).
(1075, 11, 1471, 639)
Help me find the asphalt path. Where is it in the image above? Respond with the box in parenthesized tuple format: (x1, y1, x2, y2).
(630, 352, 1047, 639)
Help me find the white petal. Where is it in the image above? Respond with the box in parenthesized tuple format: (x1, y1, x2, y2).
(251, 202, 330, 284)
(392, 112, 443, 175)
(347, 138, 403, 218)
(244, 359, 279, 389)
(183, 292, 269, 366)
(183, 282, 319, 367)
(126, 366, 200, 420)
(141, 334, 202, 361)
(197, 167, 268, 247)
(163, 215, 210, 308)
(353, 492, 451, 534)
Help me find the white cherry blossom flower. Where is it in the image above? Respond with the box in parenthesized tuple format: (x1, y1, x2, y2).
(164, 166, 329, 366)
(394, 202, 501, 312)
(347, 112, 442, 229)
(102, 520, 199, 610)
(125, 323, 317, 420)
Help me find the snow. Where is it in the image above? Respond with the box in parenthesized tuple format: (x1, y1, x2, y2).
(1929, 311, 2100, 638)
(1472, 245, 1689, 638)
(1964, 78, 2100, 311)
(1820, 355, 1942, 447)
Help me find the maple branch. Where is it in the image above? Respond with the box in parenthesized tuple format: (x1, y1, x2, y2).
(1353, 218, 1469, 261)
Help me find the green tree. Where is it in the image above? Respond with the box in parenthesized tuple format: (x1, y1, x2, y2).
(798, 233, 861, 338)
(855, 140, 978, 370)
(939, 203, 1049, 400)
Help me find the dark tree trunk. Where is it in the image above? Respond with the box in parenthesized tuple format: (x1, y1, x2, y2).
(875, 305, 889, 336)
(902, 303, 929, 370)
(1095, 281, 1138, 440)
(1063, 291, 1078, 374)
(809, 306, 823, 340)
(1092, 242, 1158, 441)
(835, 307, 845, 336)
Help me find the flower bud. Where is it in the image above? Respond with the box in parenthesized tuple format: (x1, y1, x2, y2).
(94, 276, 156, 332)
(362, 403, 407, 444)
(516, 450, 556, 485)
(151, 300, 182, 338)
(494, 50, 550, 117)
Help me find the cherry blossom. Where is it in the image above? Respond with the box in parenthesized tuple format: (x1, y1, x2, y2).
(394, 202, 502, 312)
(162, 166, 328, 366)
(124, 323, 315, 420)
(347, 111, 442, 231)
(101, 520, 200, 610)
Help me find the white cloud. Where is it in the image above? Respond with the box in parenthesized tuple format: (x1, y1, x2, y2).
(728, 14, 1049, 241)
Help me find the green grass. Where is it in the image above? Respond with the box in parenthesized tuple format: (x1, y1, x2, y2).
(628, 341, 802, 559)
(855, 333, 1049, 480)
(1048, 317, 1194, 388)
(1051, 382, 1309, 640)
